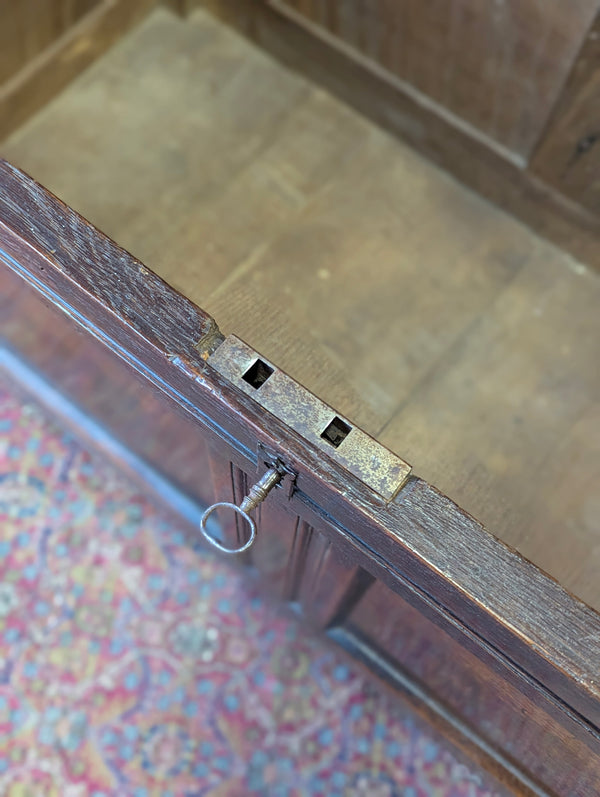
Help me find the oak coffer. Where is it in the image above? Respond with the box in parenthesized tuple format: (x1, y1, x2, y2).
(1, 2, 599, 795)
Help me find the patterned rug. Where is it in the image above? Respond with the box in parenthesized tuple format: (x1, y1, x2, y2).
(0, 375, 502, 796)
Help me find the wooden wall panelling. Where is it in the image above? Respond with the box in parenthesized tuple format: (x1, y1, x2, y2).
(531, 12, 600, 215)
(251, 489, 306, 600)
(0, 0, 159, 142)
(266, 0, 600, 160)
(265, 484, 600, 794)
(0, 0, 99, 84)
(199, 0, 600, 271)
(292, 524, 374, 630)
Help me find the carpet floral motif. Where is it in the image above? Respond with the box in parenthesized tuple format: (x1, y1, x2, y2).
(0, 379, 501, 796)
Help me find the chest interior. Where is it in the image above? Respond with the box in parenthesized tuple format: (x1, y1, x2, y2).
(1, 5, 599, 613)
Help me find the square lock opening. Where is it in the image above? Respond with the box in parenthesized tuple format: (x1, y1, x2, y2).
(242, 358, 274, 389)
(321, 416, 352, 448)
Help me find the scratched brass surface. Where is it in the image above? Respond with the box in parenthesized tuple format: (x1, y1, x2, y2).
(208, 335, 411, 502)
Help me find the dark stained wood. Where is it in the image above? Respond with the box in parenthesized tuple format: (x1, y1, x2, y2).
(0, 163, 217, 358)
(0, 0, 159, 142)
(270, 0, 599, 159)
(531, 13, 600, 214)
(0, 0, 99, 84)
(250, 488, 305, 597)
(200, 0, 600, 271)
(2, 160, 600, 794)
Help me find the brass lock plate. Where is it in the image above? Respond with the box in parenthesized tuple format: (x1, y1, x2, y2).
(207, 335, 411, 502)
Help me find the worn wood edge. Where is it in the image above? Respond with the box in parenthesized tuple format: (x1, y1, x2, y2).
(1, 159, 599, 738)
(0, 0, 161, 143)
(0, 350, 529, 795)
(199, 0, 600, 272)
(0, 159, 217, 360)
(0, 347, 210, 535)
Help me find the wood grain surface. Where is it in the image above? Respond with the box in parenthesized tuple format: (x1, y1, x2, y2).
(3, 8, 599, 611)
(345, 580, 600, 796)
(0, 0, 159, 143)
(265, 0, 599, 159)
(201, 0, 600, 271)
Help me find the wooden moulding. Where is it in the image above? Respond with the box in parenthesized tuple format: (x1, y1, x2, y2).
(0, 0, 160, 143)
(198, 0, 600, 272)
(1, 160, 600, 793)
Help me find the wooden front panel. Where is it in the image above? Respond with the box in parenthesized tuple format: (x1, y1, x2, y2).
(188, 461, 600, 795)
(273, 0, 599, 157)
(3, 158, 600, 795)
(345, 581, 600, 796)
(0, 265, 219, 515)
(6, 268, 599, 793)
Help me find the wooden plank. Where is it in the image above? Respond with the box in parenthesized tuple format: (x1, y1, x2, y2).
(1, 8, 310, 291)
(200, 0, 600, 271)
(1, 9, 377, 431)
(0, 0, 99, 84)
(0, 0, 159, 142)
(531, 13, 600, 214)
(204, 133, 528, 431)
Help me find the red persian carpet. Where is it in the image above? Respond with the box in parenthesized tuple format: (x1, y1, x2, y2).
(0, 374, 503, 796)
